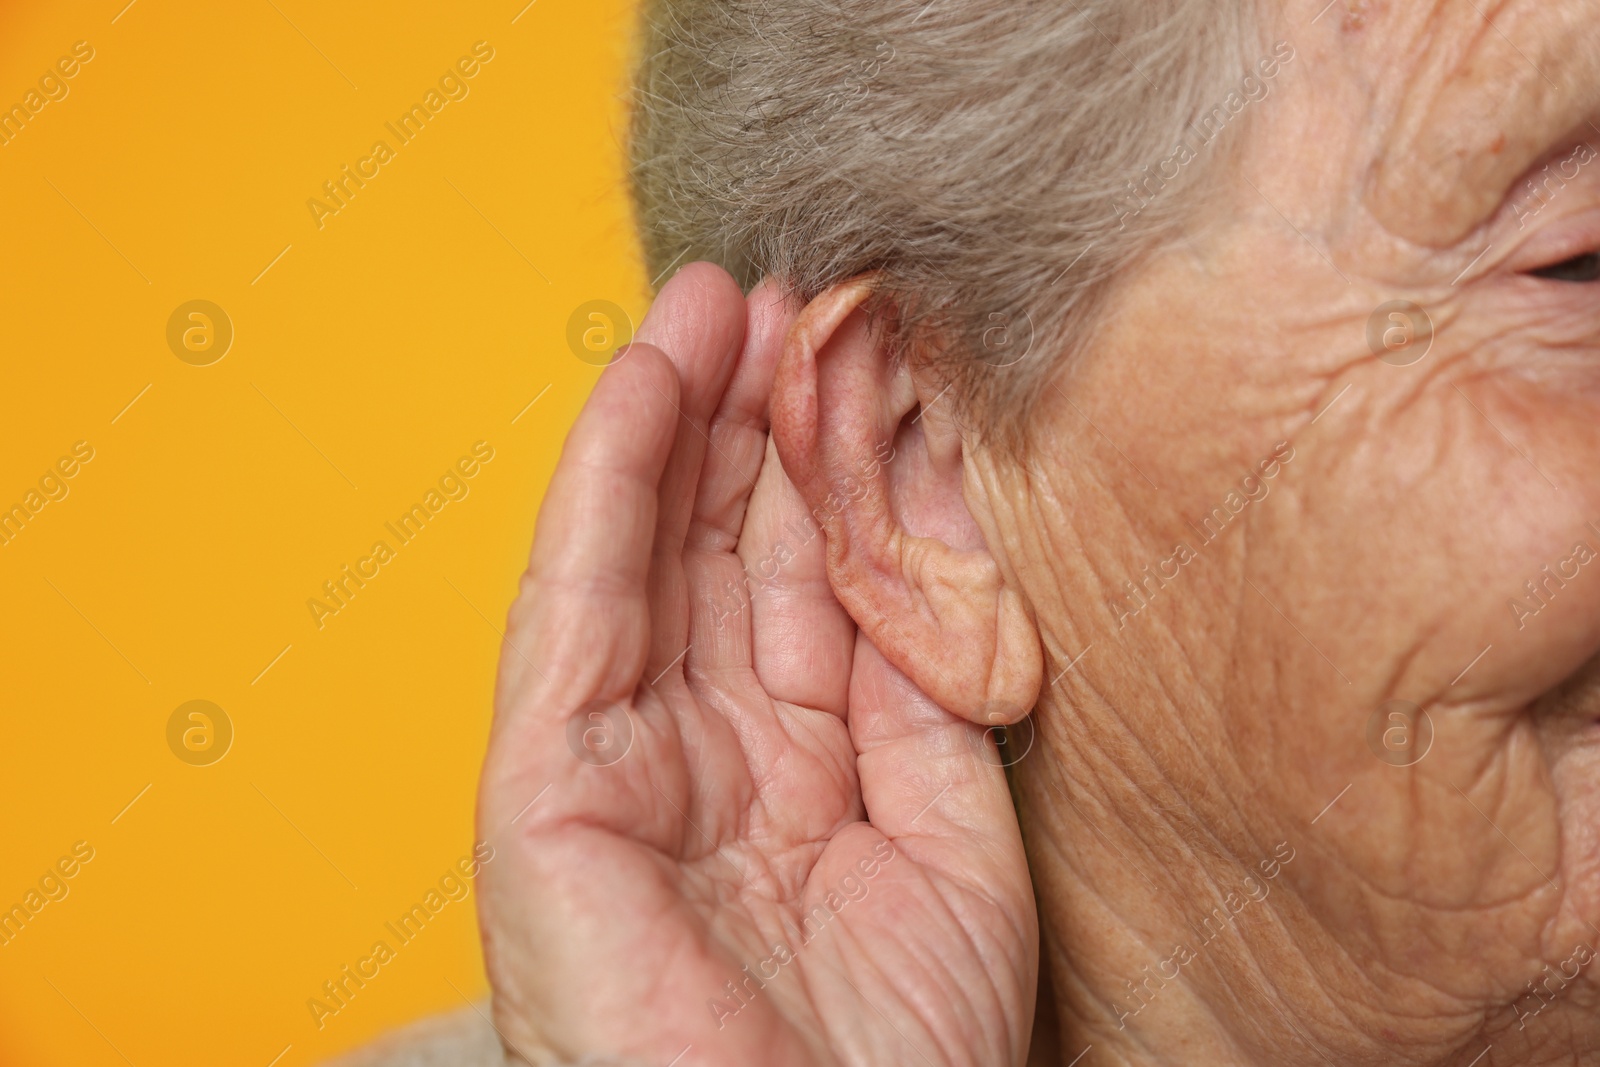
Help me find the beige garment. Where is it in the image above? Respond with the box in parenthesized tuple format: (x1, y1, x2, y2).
(320, 1006, 504, 1067)
(319, 1009, 656, 1067)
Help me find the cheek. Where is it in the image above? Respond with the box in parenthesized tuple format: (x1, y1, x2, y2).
(1294, 366, 1600, 714)
(1469, 381, 1600, 686)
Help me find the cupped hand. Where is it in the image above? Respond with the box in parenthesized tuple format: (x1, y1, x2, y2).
(475, 264, 1039, 1067)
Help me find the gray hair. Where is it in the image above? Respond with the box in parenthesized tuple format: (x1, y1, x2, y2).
(629, 0, 1261, 451)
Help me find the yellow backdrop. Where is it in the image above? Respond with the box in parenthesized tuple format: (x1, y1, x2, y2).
(0, 1, 644, 1063)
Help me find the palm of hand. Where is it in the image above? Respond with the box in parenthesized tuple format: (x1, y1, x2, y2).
(475, 266, 1037, 1067)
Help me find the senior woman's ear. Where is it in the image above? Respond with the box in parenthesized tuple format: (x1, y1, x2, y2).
(769, 277, 1043, 725)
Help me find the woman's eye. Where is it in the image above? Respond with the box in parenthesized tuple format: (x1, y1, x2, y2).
(1528, 251, 1600, 282)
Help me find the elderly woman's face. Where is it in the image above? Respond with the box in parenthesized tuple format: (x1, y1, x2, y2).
(1000, 3, 1600, 1056)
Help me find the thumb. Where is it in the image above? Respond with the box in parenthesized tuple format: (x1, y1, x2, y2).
(848, 634, 1038, 921)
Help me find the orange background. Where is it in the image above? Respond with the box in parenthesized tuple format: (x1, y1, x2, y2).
(0, 0, 644, 1063)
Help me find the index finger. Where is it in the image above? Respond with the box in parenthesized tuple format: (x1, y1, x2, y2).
(498, 345, 680, 723)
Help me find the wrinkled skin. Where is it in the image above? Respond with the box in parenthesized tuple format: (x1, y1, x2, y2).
(475, 267, 1038, 1067)
(478, 2, 1600, 1065)
(1009, 4, 1600, 1065)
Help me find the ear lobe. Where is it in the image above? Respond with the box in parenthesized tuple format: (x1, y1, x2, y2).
(770, 277, 1043, 725)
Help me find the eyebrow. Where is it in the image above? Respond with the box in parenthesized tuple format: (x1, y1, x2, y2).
(1364, 4, 1600, 248)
